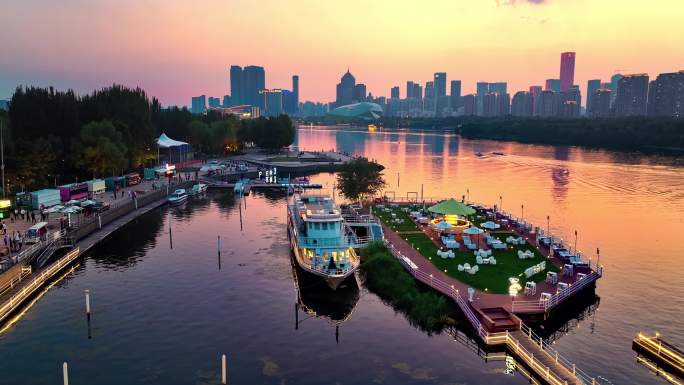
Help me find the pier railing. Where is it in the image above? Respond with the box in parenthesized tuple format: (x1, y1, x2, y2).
(511, 270, 602, 313)
(383, 239, 604, 385)
(0, 247, 80, 323)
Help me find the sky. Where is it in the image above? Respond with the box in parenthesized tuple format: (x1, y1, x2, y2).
(1, 0, 683, 107)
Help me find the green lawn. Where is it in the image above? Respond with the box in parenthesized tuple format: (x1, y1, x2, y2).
(372, 204, 420, 232)
(401, 232, 559, 294)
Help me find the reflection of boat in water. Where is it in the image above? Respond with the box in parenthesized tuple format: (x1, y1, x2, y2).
(287, 194, 360, 290)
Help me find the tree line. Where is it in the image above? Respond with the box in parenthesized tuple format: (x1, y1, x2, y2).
(4, 85, 295, 194)
(456, 117, 684, 152)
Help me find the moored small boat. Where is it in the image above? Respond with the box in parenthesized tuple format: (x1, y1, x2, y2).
(189, 183, 207, 195)
(167, 189, 188, 205)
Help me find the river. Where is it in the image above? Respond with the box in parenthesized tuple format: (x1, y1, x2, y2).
(1, 126, 682, 384)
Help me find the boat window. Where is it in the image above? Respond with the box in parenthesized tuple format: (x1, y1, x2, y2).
(321, 222, 328, 230)
(314, 222, 320, 230)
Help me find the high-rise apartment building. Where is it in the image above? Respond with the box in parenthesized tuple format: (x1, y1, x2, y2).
(191, 95, 206, 114)
(610, 74, 623, 107)
(511, 91, 533, 117)
(260, 89, 283, 116)
(587, 79, 601, 112)
(647, 71, 684, 118)
(614, 74, 649, 117)
(476, 82, 489, 116)
(230, 65, 243, 106)
(589, 89, 612, 118)
(559, 52, 576, 92)
(538, 90, 557, 117)
(434, 72, 447, 98)
(208, 97, 221, 108)
(529, 86, 542, 116)
(391, 86, 400, 99)
(495, 93, 511, 116)
(489, 82, 507, 95)
(463, 94, 476, 116)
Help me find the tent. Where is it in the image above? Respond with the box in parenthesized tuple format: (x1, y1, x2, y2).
(428, 199, 476, 216)
(156, 133, 193, 165)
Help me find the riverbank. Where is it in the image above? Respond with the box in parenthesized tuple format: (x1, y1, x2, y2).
(0, 180, 194, 326)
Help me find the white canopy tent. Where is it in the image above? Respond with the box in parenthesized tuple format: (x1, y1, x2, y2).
(156, 133, 193, 166)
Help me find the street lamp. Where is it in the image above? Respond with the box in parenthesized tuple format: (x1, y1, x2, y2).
(499, 196, 503, 213)
(521, 204, 524, 221)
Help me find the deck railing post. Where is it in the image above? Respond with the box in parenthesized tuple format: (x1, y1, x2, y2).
(62, 362, 69, 385)
(221, 354, 227, 384)
(572, 363, 576, 375)
(555, 351, 558, 364)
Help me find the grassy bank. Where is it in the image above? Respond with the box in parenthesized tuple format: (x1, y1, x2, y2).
(360, 242, 456, 333)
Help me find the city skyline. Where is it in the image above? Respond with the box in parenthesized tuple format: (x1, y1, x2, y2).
(1, 0, 683, 106)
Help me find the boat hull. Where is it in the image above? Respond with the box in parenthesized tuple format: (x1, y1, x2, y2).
(167, 196, 188, 205)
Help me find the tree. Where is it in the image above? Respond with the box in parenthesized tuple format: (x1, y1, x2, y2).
(75, 120, 128, 178)
(336, 157, 386, 202)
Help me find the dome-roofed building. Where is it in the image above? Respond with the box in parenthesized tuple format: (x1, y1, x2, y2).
(327, 102, 383, 120)
(335, 69, 357, 107)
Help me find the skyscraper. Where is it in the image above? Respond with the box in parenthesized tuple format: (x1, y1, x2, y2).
(614, 74, 649, 117)
(354, 84, 367, 102)
(222, 95, 231, 108)
(538, 90, 557, 117)
(406, 81, 416, 99)
(191, 95, 206, 114)
(292, 75, 299, 109)
(647, 71, 684, 118)
(450, 80, 461, 109)
(545, 79, 561, 92)
(495, 93, 511, 116)
(586, 79, 601, 112)
(230, 65, 243, 106)
(434, 72, 447, 98)
(243, 65, 266, 108)
(335, 70, 356, 107)
(391, 86, 400, 99)
(559, 52, 576, 92)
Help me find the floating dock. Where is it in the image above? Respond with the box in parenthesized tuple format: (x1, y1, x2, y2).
(633, 333, 684, 383)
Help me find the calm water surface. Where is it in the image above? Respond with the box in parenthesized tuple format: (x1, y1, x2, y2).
(1, 127, 682, 385)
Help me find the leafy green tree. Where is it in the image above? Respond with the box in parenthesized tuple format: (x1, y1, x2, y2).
(336, 157, 386, 202)
(75, 120, 128, 178)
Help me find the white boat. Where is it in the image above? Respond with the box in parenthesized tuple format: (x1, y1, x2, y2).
(189, 183, 207, 195)
(167, 189, 188, 205)
(287, 194, 359, 290)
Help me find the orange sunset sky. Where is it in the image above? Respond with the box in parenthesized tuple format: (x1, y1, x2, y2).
(1, 0, 682, 106)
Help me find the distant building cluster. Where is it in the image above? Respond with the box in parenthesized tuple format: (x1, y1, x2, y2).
(186, 53, 683, 121)
(191, 65, 299, 118)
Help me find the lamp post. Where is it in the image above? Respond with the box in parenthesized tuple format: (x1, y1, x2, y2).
(546, 215, 550, 235)
(521, 204, 524, 221)
(574, 230, 578, 254)
(466, 188, 470, 203)
(499, 196, 503, 214)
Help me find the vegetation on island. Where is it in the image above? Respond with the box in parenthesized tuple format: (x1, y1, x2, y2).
(360, 242, 456, 333)
(2, 85, 296, 193)
(456, 117, 684, 152)
(336, 157, 386, 202)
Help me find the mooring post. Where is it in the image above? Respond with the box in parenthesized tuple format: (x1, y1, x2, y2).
(539, 336, 543, 348)
(572, 363, 576, 375)
(62, 362, 69, 385)
(98, 215, 102, 229)
(221, 354, 227, 384)
(85, 289, 91, 316)
(555, 351, 559, 363)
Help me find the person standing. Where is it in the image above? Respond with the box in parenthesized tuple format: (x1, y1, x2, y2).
(31, 210, 36, 223)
